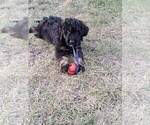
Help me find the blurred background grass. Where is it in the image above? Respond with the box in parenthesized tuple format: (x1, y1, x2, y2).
(0, 0, 122, 125)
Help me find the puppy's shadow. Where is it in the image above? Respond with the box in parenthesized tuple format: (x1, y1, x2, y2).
(0, 17, 28, 40)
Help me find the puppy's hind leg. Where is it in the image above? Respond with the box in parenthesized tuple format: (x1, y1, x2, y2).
(1, 27, 11, 33)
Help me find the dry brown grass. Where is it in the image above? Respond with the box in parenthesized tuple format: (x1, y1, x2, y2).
(0, 0, 122, 125)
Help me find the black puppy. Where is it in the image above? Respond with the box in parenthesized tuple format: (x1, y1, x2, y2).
(30, 16, 89, 73)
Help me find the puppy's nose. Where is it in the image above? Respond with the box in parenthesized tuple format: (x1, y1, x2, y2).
(69, 40, 75, 47)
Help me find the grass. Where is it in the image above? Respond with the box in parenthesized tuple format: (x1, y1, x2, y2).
(0, 0, 122, 125)
(122, 0, 150, 125)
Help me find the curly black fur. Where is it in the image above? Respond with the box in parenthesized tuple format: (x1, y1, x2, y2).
(30, 16, 89, 73)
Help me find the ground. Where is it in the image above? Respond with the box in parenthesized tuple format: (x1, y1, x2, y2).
(122, 0, 150, 125)
(0, 0, 122, 125)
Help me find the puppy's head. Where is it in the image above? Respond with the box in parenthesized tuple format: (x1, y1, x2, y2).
(63, 18, 89, 47)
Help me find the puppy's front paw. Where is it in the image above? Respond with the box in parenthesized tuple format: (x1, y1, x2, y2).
(61, 64, 69, 73)
(78, 58, 85, 73)
(79, 65, 85, 72)
(59, 56, 69, 73)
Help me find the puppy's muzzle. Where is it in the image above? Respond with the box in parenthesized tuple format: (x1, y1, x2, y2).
(69, 40, 75, 47)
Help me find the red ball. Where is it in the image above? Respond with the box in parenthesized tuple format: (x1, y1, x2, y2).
(68, 63, 77, 75)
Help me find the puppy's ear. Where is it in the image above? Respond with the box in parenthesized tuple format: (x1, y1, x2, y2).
(81, 23, 89, 37)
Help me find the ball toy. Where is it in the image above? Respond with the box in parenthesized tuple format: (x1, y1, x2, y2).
(68, 63, 77, 75)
